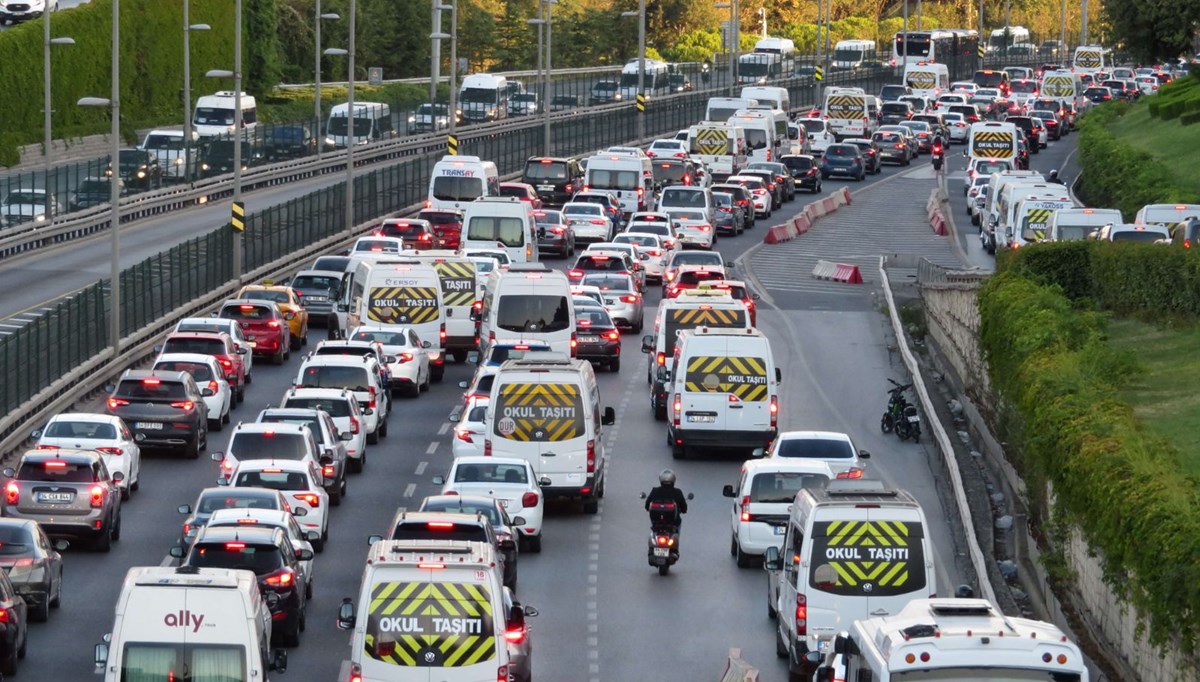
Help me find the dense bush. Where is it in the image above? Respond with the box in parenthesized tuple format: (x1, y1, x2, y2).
(1182, 110, 1200, 126)
(979, 271, 1200, 651)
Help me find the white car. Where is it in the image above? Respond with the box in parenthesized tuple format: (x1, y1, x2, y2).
(205, 507, 319, 598)
(152, 353, 232, 431)
(350, 236, 406, 255)
(281, 387, 369, 472)
(949, 81, 978, 95)
(647, 138, 689, 159)
(1134, 75, 1159, 95)
(796, 118, 835, 153)
(562, 202, 613, 242)
(613, 232, 668, 281)
(760, 430, 870, 477)
(347, 325, 432, 397)
(32, 413, 141, 499)
(1028, 116, 1051, 146)
(450, 396, 489, 458)
(211, 421, 323, 485)
(224, 458, 330, 552)
(174, 317, 254, 380)
(726, 176, 771, 218)
(570, 284, 606, 308)
(666, 209, 715, 249)
(294, 354, 390, 443)
(2, 189, 61, 226)
(723, 458, 837, 565)
(941, 112, 970, 142)
(434, 456, 545, 552)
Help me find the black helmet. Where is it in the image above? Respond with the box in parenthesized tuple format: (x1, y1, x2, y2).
(1048, 169, 1059, 180)
(659, 469, 676, 486)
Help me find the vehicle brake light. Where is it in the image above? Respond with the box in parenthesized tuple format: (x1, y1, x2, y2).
(349, 416, 361, 435)
(796, 593, 808, 635)
(97, 446, 124, 456)
(267, 320, 281, 329)
(225, 542, 246, 550)
(672, 394, 681, 427)
(107, 398, 130, 409)
(505, 627, 526, 644)
(586, 439, 596, 474)
(264, 568, 295, 587)
(293, 492, 321, 507)
(4, 482, 18, 505)
(170, 401, 195, 413)
(456, 429, 474, 443)
(837, 467, 865, 479)
(607, 331, 619, 341)
(44, 460, 68, 469)
(568, 270, 583, 279)
(497, 665, 509, 682)
(521, 492, 539, 508)
(368, 386, 377, 409)
(570, 332, 577, 357)
(740, 495, 751, 522)
(323, 464, 335, 477)
(484, 439, 492, 456)
(770, 395, 779, 429)
(398, 352, 414, 363)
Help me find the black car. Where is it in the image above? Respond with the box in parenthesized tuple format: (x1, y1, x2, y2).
(175, 526, 310, 646)
(108, 148, 162, 191)
(843, 139, 882, 174)
(747, 162, 796, 201)
(651, 159, 699, 190)
(711, 191, 745, 236)
(0, 568, 27, 675)
(878, 84, 913, 102)
(709, 183, 756, 230)
(911, 114, 949, 141)
(198, 138, 263, 178)
(737, 169, 783, 209)
(879, 101, 914, 125)
(263, 124, 318, 161)
(68, 176, 121, 211)
(589, 80, 622, 105)
(105, 369, 209, 458)
(522, 156, 584, 207)
(1006, 116, 1041, 153)
(1083, 86, 1114, 104)
(1014, 138, 1031, 170)
(533, 209, 576, 257)
(668, 73, 693, 92)
(780, 154, 822, 193)
(820, 144, 866, 181)
(573, 307, 621, 371)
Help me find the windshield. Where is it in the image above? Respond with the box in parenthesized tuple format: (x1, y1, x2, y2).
(495, 295, 571, 333)
(230, 432, 309, 460)
(193, 107, 234, 126)
(453, 462, 528, 484)
(460, 87, 498, 103)
(417, 104, 448, 116)
(750, 471, 830, 503)
(671, 252, 722, 267)
(974, 71, 1005, 87)
(77, 179, 110, 193)
(707, 107, 739, 122)
(233, 469, 310, 491)
(775, 437, 855, 459)
(588, 169, 639, 190)
(432, 176, 484, 202)
(291, 274, 339, 290)
(298, 365, 370, 391)
(833, 48, 866, 61)
(661, 189, 706, 208)
(4, 192, 42, 205)
(163, 337, 225, 355)
(1011, 81, 1038, 94)
(143, 134, 185, 150)
(219, 305, 273, 322)
(327, 117, 375, 137)
(593, 82, 618, 93)
(564, 204, 602, 217)
(17, 460, 93, 483)
(467, 216, 526, 247)
(120, 643, 246, 682)
(241, 290, 290, 303)
(1112, 230, 1167, 243)
(154, 361, 215, 383)
(43, 420, 116, 439)
(619, 73, 641, 87)
(740, 62, 770, 77)
(1056, 224, 1100, 241)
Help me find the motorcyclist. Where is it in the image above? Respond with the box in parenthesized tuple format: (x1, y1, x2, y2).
(645, 469, 689, 549)
(1048, 169, 1065, 185)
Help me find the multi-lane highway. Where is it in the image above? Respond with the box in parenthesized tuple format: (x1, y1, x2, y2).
(13, 132, 1076, 679)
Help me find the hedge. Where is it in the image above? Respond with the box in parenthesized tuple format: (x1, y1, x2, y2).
(978, 271, 1200, 651)
(1076, 102, 1200, 220)
(0, 0, 278, 165)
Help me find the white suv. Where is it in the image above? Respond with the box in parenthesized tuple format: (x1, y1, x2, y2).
(212, 421, 322, 485)
(281, 388, 369, 473)
(293, 353, 390, 444)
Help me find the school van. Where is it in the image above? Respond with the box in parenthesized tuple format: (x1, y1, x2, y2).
(340, 258, 447, 376)
(1006, 195, 1077, 248)
(192, 91, 258, 138)
(994, 183, 1065, 246)
(822, 87, 871, 139)
(1136, 203, 1200, 228)
(723, 458, 837, 567)
(485, 356, 615, 513)
(706, 97, 759, 123)
(1049, 207, 1123, 241)
(337, 539, 537, 682)
(478, 263, 575, 357)
(462, 196, 539, 264)
(459, 73, 510, 123)
(325, 101, 395, 148)
(687, 122, 748, 181)
(395, 251, 479, 363)
(967, 121, 1018, 164)
(641, 290, 750, 419)
(764, 480, 938, 681)
(584, 153, 653, 217)
(427, 155, 500, 212)
(94, 566, 286, 682)
(982, 170, 1044, 242)
(740, 86, 790, 114)
(728, 110, 779, 163)
(666, 327, 780, 458)
(903, 62, 950, 99)
(1040, 69, 1083, 107)
(1072, 45, 1110, 76)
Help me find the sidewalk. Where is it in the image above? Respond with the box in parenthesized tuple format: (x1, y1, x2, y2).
(745, 165, 963, 311)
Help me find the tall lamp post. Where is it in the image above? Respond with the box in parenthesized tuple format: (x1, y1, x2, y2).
(76, 1, 120, 353)
(432, 0, 457, 135)
(182, 1, 210, 184)
(527, 0, 555, 155)
(621, 0, 645, 142)
(43, 13, 74, 221)
(715, 1, 739, 95)
(324, 0, 356, 234)
(315, 5, 340, 160)
(205, 0, 244, 279)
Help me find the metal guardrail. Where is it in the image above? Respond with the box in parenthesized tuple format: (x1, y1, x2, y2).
(277, 64, 626, 90)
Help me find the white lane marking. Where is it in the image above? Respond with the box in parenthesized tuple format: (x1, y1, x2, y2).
(425, 441, 439, 455)
(403, 483, 416, 498)
(438, 421, 451, 436)
(159, 554, 173, 567)
(415, 461, 427, 476)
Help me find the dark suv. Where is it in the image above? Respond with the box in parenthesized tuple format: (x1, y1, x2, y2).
(374, 218, 437, 250)
(709, 183, 756, 230)
(174, 525, 310, 646)
(879, 101, 914, 125)
(105, 370, 209, 458)
(2, 449, 123, 552)
(589, 80, 622, 105)
(779, 155, 822, 193)
(521, 157, 584, 207)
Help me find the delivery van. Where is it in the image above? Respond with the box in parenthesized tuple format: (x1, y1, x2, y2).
(478, 262, 575, 358)
(340, 258, 447, 378)
(94, 565, 287, 682)
(462, 196, 539, 264)
(485, 355, 615, 513)
(427, 155, 500, 212)
(822, 87, 871, 139)
(1049, 207, 1122, 241)
(764, 479, 938, 681)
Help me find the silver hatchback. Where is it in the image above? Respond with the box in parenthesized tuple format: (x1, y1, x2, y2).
(581, 272, 645, 332)
(2, 449, 123, 552)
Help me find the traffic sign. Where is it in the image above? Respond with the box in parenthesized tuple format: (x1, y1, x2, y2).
(447, 135, 458, 155)
(368, 67, 383, 86)
(978, 45, 986, 59)
(814, 66, 824, 81)
(636, 94, 646, 113)
(230, 201, 245, 232)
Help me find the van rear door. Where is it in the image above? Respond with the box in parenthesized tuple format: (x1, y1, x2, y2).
(720, 352, 771, 433)
(493, 377, 589, 489)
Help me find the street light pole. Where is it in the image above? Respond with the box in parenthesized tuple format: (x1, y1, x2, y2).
(449, 0, 457, 136)
(182, 5, 209, 185)
(44, 14, 74, 220)
(622, 1, 645, 141)
(315, 5, 339, 160)
(234, 0, 243, 279)
(431, 0, 442, 110)
(346, 0, 356, 234)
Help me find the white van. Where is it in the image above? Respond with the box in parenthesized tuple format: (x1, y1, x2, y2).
(462, 196, 539, 264)
(1135, 203, 1200, 228)
(485, 355, 616, 512)
(981, 170, 1044, 251)
(584, 153, 653, 217)
(666, 327, 780, 459)
(95, 566, 286, 682)
(706, 97, 759, 123)
(1006, 195, 1077, 248)
(822, 87, 871, 139)
(903, 62, 950, 99)
(1072, 45, 1110, 76)
(427, 155, 500, 212)
(1049, 207, 1123, 241)
(325, 101, 394, 148)
(459, 73, 510, 123)
(993, 183, 1065, 251)
(687, 122, 748, 181)
(337, 540, 535, 682)
(394, 251, 479, 363)
(340, 258, 447, 378)
(479, 263, 575, 357)
(722, 458, 836, 566)
(740, 86, 790, 114)
(729, 110, 779, 163)
(192, 91, 258, 138)
(764, 480, 938, 681)
(831, 39, 877, 70)
(967, 121, 1019, 164)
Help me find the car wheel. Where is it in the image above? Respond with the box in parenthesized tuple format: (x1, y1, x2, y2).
(610, 357, 620, 372)
(94, 524, 112, 553)
(273, 349, 286, 366)
(289, 334, 301, 351)
(527, 534, 542, 553)
(367, 427, 380, 445)
(379, 419, 389, 438)
(111, 512, 122, 541)
(735, 541, 756, 568)
(348, 456, 363, 474)
(121, 484, 131, 501)
(1, 649, 15, 676)
(30, 594, 50, 623)
(306, 580, 313, 600)
(730, 535, 738, 557)
(582, 496, 599, 514)
(452, 350, 468, 364)
(223, 406, 231, 424)
(312, 534, 326, 554)
(282, 613, 302, 648)
(184, 435, 200, 460)
(209, 417, 223, 432)
(301, 328, 309, 346)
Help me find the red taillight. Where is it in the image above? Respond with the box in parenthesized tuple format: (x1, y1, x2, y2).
(218, 357, 234, 372)
(97, 446, 124, 456)
(569, 332, 577, 357)
(505, 627, 526, 644)
(796, 593, 808, 635)
(606, 331, 619, 341)
(322, 464, 335, 478)
(107, 398, 129, 410)
(368, 386, 377, 409)
(837, 467, 865, 479)
(267, 320, 281, 329)
(655, 535, 674, 546)
(349, 416, 360, 435)
(208, 380, 220, 394)
(263, 568, 295, 587)
(564, 183, 573, 193)
(622, 295, 638, 303)
(0, 610, 9, 624)
(672, 394, 681, 427)
(4, 482, 18, 506)
(439, 323, 447, 341)
(294, 493, 321, 508)
(170, 401, 195, 413)
(568, 270, 583, 279)
(456, 429, 474, 443)
(521, 492, 539, 508)
(398, 352, 414, 362)
(740, 495, 751, 522)
(90, 484, 105, 508)
(484, 439, 492, 456)
(586, 439, 596, 474)
(770, 395, 779, 429)
(497, 665, 509, 682)
(656, 351, 665, 367)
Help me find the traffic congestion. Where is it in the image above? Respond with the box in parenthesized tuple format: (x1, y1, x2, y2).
(10, 33, 1198, 682)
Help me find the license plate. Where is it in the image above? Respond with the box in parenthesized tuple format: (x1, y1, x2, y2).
(653, 547, 670, 558)
(37, 491, 73, 503)
(817, 639, 830, 652)
(688, 415, 716, 423)
(773, 526, 786, 535)
(907, 415, 920, 423)
(136, 422, 164, 430)
(604, 299, 619, 305)
(538, 184, 554, 191)
(305, 296, 327, 302)
(579, 335, 599, 343)
(246, 335, 257, 341)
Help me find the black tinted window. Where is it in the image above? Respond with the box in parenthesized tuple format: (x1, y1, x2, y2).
(298, 365, 371, 391)
(282, 397, 352, 417)
(524, 161, 569, 181)
(115, 379, 190, 400)
(391, 522, 488, 543)
(0, 525, 34, 555)
(189, 543, 284, 574)
(420, 500, 501, 525)
(776, 438, 855, 459)
(196, 491, 279, 514)
(17, 460, 95, 483)
(230, 432, 309, 459)
(43, 421, 117, 439)
(163, 338, 225, 355)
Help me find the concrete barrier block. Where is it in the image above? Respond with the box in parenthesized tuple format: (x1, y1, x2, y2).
(808, 201, 826, 219)
(833, 262, 864, 283)
(821, 196, 838, 213)
(792, 214, 810, 235)
(812, 260, 838, 280)
(841, 186, 852, 205)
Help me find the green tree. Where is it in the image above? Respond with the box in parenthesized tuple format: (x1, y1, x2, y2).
(358, 0, 430, 79)
(245, 0, 282, 95)
(492, 0, 537, 70)
(661, 28, 722, 63)
(1105, 0, 1198, 61)
(274, 0, 314, 85)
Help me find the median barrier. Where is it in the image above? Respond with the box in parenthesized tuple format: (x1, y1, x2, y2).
(927, 187, 950, 236)
(833, 262, 865, 283)
(792, 214, 810, 235)
(821, 195, 838, 213)
(840, 186, 852, 205)
(764, 223, 794, 244)
(762, 186, 853, 245)
(812, 260, 838, 280)
(718, 648, 759, 682)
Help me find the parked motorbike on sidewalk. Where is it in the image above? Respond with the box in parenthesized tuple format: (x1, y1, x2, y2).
(640, 491, 694, 576)
(881, 378, 922, 443)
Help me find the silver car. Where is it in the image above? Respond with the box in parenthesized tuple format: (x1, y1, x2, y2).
(562, 202, 613, 243)
(581, 272, 644, 332)
(288, 270, 341, 325)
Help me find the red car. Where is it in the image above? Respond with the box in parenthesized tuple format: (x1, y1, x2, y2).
(499, 182, 544, 210)
(417, 208, 464, 250)
(217, 299, 293, 365)
(375, 218, 438, 250)
(156, 331, 248, 403)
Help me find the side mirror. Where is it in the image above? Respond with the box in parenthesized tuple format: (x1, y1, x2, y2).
(30, 429, 42, 439)
(423, 340, 432, 348)
(292, 506, 308, 517)
(640, 335, 654, 353)
(432, 475, 446, 485)
(336, 303, 349, 312)
(284, 312, 296, 321)
(201, 387, 215, 397)
(112, 471, 125, 483)
(178, 504, 192, 514)
(169, 545, 186, 559)
(763, 545, 782, 571)
(210, 452, 225, 462)
(722, 484, 736, 498)
(306, 530, 321, 541)
(236, 347, 248, 355)
(367, 534, 384, 545)
(337, 598, 357, 630)
(858, 449, 871, 459)
(523, 605, 539, 617)
(512, 516, 526, 526)
(0, 468, 13, 478)
(296, 548, 314, 561)
(469, 309, 481, 322)
(804, 651, 825, 671)
(339, 429, 354, 441)
(601, 407, 616, 426)
(362, 408, 374, 416)
(458, 380, 470, 389)
(270, 649, 288, 673)
(216, 478, 229, 486)
(153, 344, 163, 353)
(751, 447, 765, 458)
(103, 383, 116, 393)
(639, 492, 647, 500)
(94, 642, 110, 669)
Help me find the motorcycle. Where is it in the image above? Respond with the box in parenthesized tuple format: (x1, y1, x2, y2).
(931, 143, 944, 171)
(880, 378, 922, 443)
(640, 491, 694, 576)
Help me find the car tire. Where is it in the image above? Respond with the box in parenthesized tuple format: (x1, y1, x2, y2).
(52, 571, 62, 608)
(94, 525, 112, 553)
(223, 406, 231, 424)
(735, 541, 756, 568)
(421, 372, 431, 392)
(209, 417, 223, 432)
(348, 456, 363, 474)
(582, 496, 599, 514)
(610, 358, 620, 373)
(367, 427, 380, 445)
(433, 366, 444, 383)
(184, 435, 200, 460)
(30, 595, 49, 623)
(452, 350, 468, 364)
(379, 419, 388, 438)
(282, 614, 302, 648)
(301, 329, 309, 346)
(273, 350, 285, 366)
(1, 649, 15, 676)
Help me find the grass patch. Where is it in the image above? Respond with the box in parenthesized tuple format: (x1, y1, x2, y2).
(1108, 316, 1200, 479)
(1107, 102, 1200, 199)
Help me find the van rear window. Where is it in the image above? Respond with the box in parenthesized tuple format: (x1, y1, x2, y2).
(283, 397, 353, 418)
(120, 644, 246, 682)
(432, 176, 484, 202)
(807, 520, 926, 596)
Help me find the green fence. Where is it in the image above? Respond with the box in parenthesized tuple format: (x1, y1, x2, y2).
(120, 227, 234, 336)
